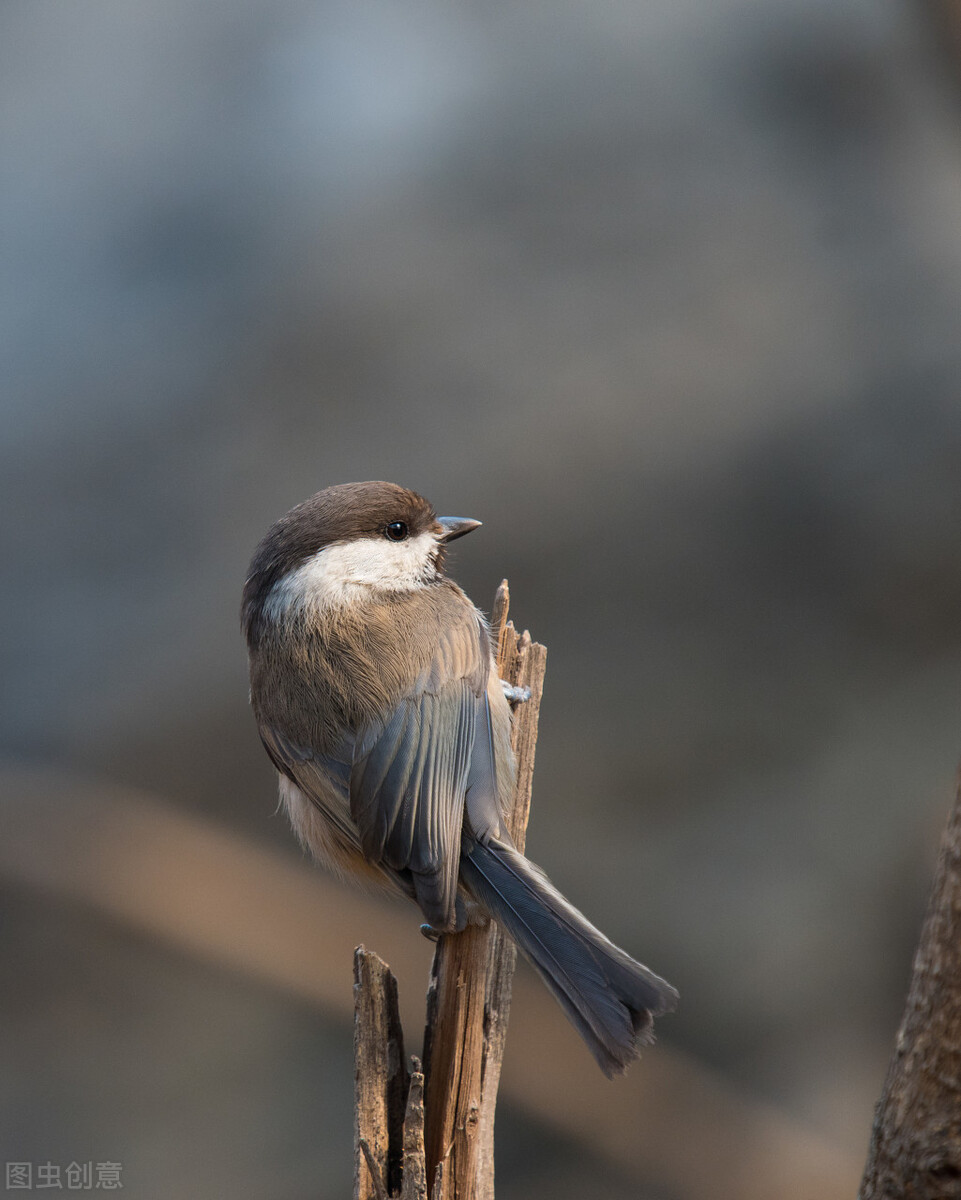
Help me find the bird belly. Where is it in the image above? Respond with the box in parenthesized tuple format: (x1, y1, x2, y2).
(278, 774, 398, 894)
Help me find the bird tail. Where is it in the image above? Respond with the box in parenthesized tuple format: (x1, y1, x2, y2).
(460, 839, 678, 1076)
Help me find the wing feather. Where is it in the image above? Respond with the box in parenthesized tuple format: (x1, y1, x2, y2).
(351, 681, 477, 927)
(256, 588, 502, 931)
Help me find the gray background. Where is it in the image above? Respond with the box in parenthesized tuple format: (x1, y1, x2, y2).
(4, 0, 961, 1195)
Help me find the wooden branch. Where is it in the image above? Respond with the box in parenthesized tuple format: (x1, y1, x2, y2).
(859, 774, 961, 1197)
(422, 580, 546, 1199)
(400, 1060, 428, 1200)
(475, 591, 546, 1199)
(354, 947, 410, 1200)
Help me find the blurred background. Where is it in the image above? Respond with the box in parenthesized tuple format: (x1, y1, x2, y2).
(4, 0, 961, 1195)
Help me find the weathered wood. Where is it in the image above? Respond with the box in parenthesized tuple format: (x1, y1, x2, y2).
(476, 595, 547, 1200)
(400, 1059, 428, 1200)
(422, 923, 488, 1197)
(359, 1141, 390, 1200)
(354, 948, 410, 1200)
(859, 775, 961, 1198)
(422, 581, 547, 1199)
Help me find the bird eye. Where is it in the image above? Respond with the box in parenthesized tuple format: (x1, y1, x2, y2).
(384, 521, 409, 542)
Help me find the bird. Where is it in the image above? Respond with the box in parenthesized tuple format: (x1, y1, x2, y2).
(241, 480, 677, 1075)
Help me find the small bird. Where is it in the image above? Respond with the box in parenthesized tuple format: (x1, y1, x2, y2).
(242, 481, 677, 1074)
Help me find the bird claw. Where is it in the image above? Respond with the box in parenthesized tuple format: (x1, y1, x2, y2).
(419, 923, 442, 942)
(501, 680, 531, 703)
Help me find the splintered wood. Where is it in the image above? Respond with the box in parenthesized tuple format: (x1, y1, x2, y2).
(859, 775, 961, 1198)
(353, 580, 546, 1200)
(353, 948, 410, 1200)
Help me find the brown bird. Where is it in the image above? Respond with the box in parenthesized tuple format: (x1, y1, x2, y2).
(242, 481, 677, 1074)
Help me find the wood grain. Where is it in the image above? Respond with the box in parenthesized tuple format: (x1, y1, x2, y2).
(859, 776, 961, 1198)
(354, 947, 410, 1200)
(400, 1058, 428, 1200)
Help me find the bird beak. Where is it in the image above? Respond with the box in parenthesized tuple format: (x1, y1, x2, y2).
(437, 516, 482, 543)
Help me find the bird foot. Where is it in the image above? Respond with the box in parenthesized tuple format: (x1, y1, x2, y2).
(501, 681, 531, 703)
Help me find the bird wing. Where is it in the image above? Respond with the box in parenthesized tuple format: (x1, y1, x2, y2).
(257, 721, 359, 849)
(348, 609, 494, 928)
(257, 591, 503, 930)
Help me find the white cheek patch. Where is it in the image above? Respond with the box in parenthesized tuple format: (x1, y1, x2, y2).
(265, 531, 438, 619)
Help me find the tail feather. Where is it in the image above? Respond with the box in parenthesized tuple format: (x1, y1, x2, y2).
(460, 839, 678, 1076)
